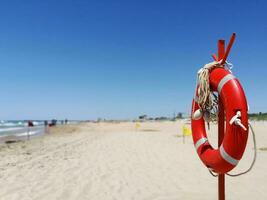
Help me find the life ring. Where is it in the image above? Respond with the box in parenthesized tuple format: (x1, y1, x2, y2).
(191, 67, 249, 174)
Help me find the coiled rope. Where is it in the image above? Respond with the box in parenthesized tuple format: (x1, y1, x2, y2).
(195, 61, 234, 123)
(196, 61, 223, 122)
(197, 61, 219, 109)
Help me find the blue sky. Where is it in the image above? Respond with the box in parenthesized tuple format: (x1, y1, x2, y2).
(0, 0, 266, 120)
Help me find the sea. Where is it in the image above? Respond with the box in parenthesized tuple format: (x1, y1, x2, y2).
(0, 120, 46, 141)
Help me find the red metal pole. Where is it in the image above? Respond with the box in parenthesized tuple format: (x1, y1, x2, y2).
(218, 40, 225, 200)
(221, 33, 236, 64)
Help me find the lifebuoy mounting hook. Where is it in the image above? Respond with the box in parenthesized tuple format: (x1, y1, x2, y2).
(211, 33, 236, 64)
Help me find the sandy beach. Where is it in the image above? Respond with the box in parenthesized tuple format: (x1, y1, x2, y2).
(0, 121, 266, 200)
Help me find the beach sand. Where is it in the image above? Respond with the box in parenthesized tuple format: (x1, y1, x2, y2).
(0, 121, 266, 200)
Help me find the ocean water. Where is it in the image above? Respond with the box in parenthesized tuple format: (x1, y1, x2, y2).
(0, 120, 45, 138)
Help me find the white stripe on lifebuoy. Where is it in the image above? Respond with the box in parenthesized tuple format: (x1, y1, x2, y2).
(217, 74, 236, 94)
(195, 137, 208, 150)
(219, 145, 239, 166)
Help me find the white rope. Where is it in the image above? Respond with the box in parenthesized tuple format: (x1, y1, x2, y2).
(196, 60, 223, 122)
(208, 122, 257, 177)
(208, 169, 218, 177)
(226, 122, 257, 177)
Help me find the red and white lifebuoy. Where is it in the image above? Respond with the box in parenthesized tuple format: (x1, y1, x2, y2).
(191, 67, 249, 174)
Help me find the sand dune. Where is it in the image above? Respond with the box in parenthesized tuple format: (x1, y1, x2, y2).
(0, 121, 266, 200)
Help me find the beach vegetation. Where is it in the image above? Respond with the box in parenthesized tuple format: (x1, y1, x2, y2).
(249, 112, 267, 120)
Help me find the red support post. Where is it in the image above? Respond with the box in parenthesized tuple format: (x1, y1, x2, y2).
(218, 40, 225, 200)
(221, 33, 236, 64)
(209, 34, 236, 200)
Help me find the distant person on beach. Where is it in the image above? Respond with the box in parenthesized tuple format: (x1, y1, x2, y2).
(28, 121, 34, 127)
(27, 121, 34, 140)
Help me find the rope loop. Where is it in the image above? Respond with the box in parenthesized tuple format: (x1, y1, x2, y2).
(208, 122, 257, 177)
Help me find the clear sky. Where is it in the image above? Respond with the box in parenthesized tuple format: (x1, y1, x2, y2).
(0, 0, 266, 120)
